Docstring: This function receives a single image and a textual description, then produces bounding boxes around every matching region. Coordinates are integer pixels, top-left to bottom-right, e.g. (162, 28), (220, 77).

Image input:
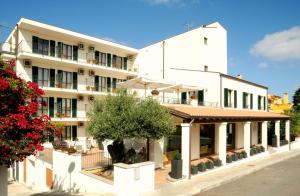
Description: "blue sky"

(1, 0), (299, 100)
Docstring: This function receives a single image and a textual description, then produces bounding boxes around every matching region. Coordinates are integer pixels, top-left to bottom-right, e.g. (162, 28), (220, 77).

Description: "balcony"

(16, 40), (138, 78)
(0, 42), (16, 55)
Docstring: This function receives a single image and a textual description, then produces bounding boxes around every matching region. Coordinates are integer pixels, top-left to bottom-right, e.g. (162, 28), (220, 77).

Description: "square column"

(243, 122), (251, 157)
(285, 120), (290, 142)
(216, 122), (227, 166)
(261, 121), (268, 150)
(275, 120), (280, 147)
(181, 123), (191, 179)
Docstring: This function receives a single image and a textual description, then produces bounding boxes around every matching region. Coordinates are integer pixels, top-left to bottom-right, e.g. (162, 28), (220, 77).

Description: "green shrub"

(238, 152), (244, 159)
(242, 151), (247, 158)
(232, 153), (238, 161)
(205, 161), (214, 169)
(191, 165), (198, 175)
(173, 153), (181, 160)
(197, 162), (206, 172)
(260, 146), (265, 152)
(226, 155), (232, 163)
(213, 159), (222, 167)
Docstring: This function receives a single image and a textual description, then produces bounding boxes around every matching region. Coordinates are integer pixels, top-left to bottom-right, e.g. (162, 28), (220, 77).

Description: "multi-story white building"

(1, 18), (291, 193)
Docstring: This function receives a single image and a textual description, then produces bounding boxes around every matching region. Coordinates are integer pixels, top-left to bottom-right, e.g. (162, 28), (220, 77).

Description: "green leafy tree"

(87, 90), (175, 163)
(293, 87), (300, 112)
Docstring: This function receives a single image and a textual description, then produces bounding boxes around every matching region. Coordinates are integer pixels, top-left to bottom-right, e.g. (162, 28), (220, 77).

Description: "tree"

(87, 90), (175, 164)
(293, 87), (300, 112)
(0, 59), (57, 195)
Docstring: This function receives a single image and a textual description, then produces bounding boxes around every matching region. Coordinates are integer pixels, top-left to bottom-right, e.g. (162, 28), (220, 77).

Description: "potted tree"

(170, 153), (182, 179)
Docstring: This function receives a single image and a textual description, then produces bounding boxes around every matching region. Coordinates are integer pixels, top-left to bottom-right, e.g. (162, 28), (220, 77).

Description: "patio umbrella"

(117, 76), (175, 97)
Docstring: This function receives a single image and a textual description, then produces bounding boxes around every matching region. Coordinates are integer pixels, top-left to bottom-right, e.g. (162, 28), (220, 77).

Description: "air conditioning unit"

(78, 43), (85, 50)
(88, 46), (95, 52)
(77, 95), (84, 101)
(89, 70), (95, 76)
(126, 76), (135, 80)
(24, 59), (32, 68)
(78, 121), (84, 127)
(78, 68), (84, 75)
(88, 95), (95, 101)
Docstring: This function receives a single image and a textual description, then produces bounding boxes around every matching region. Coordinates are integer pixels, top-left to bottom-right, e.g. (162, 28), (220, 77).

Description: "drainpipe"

(162, 41), (165, 103)
(15, 24), (19, 62)
(220, 74), (222, 108)
(188, 118), (195, 180)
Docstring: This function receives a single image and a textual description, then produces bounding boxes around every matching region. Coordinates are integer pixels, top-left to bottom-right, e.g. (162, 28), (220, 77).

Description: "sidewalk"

(143, 148), (300, 196)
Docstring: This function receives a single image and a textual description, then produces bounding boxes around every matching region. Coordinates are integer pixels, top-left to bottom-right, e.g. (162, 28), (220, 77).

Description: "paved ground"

(198, 153), (300, 196)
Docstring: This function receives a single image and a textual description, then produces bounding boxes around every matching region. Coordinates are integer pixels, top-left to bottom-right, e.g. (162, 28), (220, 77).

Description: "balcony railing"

(0, 42), (16, 55)
(17, 40), (137, 72)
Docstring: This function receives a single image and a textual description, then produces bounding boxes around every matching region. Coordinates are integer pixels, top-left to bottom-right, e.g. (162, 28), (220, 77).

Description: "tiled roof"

(164, 104), (289, 121)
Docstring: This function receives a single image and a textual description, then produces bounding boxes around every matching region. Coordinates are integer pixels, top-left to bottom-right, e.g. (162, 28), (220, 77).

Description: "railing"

(0, 42), (16, 54)
(81, 150), (112, 169)
(17, 40), (137, 72)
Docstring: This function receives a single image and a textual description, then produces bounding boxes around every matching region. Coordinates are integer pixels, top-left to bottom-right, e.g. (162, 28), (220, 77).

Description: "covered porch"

(159, 104), (290, 180)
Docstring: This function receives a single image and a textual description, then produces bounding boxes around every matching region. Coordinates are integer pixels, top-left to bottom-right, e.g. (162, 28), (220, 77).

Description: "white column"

(285, 120), (290, 142)
(275, 120), (280, 147)
(216, 122), (227, 166)
(181, 123), (191, 179)
(0, 166), (8, 196)
(243, 122), (251, 157)
(261, 121), (268, 150)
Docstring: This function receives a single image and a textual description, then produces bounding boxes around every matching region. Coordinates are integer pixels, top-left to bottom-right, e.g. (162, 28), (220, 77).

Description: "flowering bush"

(0, 59), (58, 167)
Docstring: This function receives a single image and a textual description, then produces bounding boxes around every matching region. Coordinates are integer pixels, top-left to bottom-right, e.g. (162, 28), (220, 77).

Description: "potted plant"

(256, 146), (261, 153)
(197, 162), (206, 172)
(238, 152), (244, 159)
(151, 89), (159, 96)
(226, 154), (232, 163)
(170, 153), (182, 179)
(205, 161), (214, 169)
(213, 158), (222, 167)
(242, 151), (247, 158)
(191, 165), (198, 175)
(232, 153), (238, 161)
(67, 147), (77, 154)
(260, 146), (265, 152)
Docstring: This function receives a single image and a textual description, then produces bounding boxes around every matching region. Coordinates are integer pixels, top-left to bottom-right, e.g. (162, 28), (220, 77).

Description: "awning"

(165, 104), (289, 122)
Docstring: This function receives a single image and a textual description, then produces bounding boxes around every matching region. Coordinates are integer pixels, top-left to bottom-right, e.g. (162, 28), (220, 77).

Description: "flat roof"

(165, 104), (289, 122)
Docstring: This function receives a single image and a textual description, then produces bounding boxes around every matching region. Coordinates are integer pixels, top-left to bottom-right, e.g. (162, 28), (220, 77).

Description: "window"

(57, 70), (73, 89)
(112, 55), (122, 69)
(32, 67), (49, 87)
(61, 126), (72, 141)
(224, 88), (233, 107)
(243, 92), (249, 109)
(204, 37), (208, 45)
(32, 36), (49, 55)
(57, 42), (72, 60)
(226, 123), (236, 150)
(200, 124), (215, 155)
(258, 95), (265, 110)
(57, 98), (72, 117)
(37, 97), (48, 116)
(95, 51), (106, 66)
(204, 65), (208, 72)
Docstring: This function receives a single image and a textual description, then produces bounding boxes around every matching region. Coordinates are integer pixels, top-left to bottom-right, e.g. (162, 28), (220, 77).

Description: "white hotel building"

(0, 18), (291, 194)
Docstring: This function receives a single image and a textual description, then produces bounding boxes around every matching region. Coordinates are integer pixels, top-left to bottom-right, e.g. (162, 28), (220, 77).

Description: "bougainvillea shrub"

(0, 59), (58, 167)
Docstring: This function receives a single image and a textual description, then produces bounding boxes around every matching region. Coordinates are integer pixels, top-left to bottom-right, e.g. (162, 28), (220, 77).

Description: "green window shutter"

(181, 92), (187, 104)
(72, 126), (77, 141)
(243, 92), (246, 108)
(107, 54), (111, 67)
(50, 69), (55, 87)
(49, 97), (54, 117)
(197, 90), (204, 106)
(32, 66), (38, 83)
(72, 72), (77, 89)
(95, 76), (99, 91)
(258, 95), (261, 110)
(123, 57), (128, 70)
(50, 40), (55, 57)
(224, 88), (228, 107)
(72, 99), (77, 118)
(112, 78), (117, 91)
(234, 90), (237, 108)
(107, 77), (111, 92)
(263, 96), (266, 110)
(250, 94), (253, 109)
(57, 42), (62, 57)
(73, 45), (78, 61)
(32, 36), (38, 53)
(95, 51), (100, 64)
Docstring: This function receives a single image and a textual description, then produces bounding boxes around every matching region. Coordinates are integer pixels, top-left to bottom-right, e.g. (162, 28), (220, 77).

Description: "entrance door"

(226, 123), (236, 150)
(200, 124), (215, 156)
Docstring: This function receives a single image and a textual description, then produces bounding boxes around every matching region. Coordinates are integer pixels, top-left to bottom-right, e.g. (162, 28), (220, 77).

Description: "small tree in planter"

(170, 153), (182, 179)
(191, 165), (198, 175)
(213, 158), (222, 167)
(197, 162), (206, 172)
(205, 161), (214, 169)
(226, 155), (232, 163)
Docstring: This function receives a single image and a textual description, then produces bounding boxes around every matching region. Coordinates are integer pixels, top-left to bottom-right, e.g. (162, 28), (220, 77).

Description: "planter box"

(170, 159), (182, 179)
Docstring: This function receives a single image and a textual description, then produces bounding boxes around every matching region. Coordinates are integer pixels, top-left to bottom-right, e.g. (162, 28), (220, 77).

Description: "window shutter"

(181, 92), (187, 104)
(224, 88), (228, 107)
(49, 97), (54, 117)
(50, 69), (55, 87)
(258, 95), (261, 110)
(50, 40), (55, 57)
(243, 92), (246, 108)
(57, 42), (62, 57)
(250, 94), (253, 109)
(197, 90), (204, 106)
(234, 90), (237, 108)
(123, 57), (127, 70)
(32, 36), (38, 53)
(263, 96), (266, 110)
(72, 126), (77, 141)
(107, 54), (111, 67)
(95, 51), (100, 64)
(112, 78), (117, 92)
(73, 45), (78, 61)
(72, 99), (77, 118)
(95, 76), (99, 91)
(107, 77), (111, 92)
(32, 66), (38, 83)
(72, 72), (77, 89)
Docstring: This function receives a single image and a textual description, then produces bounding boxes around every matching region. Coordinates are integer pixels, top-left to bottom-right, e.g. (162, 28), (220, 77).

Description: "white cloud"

(250, 26), (300, 61)
(143, 0), (186, 6)
(258, 62), (269, 69)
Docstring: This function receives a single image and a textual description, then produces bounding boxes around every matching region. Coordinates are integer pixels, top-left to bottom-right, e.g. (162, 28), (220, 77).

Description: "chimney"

(237, 74), (243, 79)
(283, 93), (289, 104)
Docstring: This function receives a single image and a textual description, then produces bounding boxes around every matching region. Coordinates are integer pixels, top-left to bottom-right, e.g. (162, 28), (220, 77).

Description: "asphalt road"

(198, 153), (300, 196)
